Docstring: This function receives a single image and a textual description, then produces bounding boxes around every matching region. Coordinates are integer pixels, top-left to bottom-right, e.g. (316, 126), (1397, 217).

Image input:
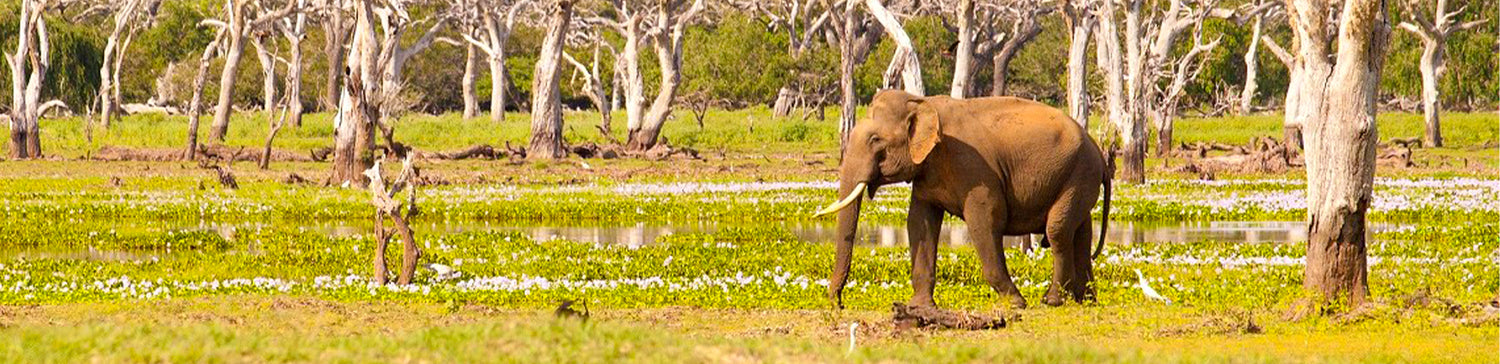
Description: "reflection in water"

(481, 220), (1400, 247)
(5, 220), (1405, 261)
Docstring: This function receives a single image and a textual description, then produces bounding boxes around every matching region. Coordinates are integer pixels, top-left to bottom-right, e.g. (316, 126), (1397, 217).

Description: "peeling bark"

(528, 0), (572, 160)
(7, 0), (51, 159)
(1288, 0), (1390, 308)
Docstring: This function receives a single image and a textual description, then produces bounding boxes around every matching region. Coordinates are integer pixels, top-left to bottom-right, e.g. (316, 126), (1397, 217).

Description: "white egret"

(1135, 269), (1173, 305)
(847, 322), (859, 354)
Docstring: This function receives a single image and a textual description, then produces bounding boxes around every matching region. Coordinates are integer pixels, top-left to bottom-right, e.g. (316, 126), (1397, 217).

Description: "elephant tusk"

(812, 182), (867, 218)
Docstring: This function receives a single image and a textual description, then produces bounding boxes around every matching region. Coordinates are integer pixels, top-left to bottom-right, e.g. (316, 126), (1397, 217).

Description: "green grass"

(2, 296), (1492, 363)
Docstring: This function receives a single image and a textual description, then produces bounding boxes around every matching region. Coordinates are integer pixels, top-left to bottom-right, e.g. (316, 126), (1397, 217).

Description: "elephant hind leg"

(1042, 207), (1097, 306)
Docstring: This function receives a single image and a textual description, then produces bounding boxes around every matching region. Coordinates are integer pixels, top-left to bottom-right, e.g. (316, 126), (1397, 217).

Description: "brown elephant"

(813, 90), (1112, 309)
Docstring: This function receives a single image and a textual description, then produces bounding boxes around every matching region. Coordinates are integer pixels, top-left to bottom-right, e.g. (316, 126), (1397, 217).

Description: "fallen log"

(891, 303), (1006, 330)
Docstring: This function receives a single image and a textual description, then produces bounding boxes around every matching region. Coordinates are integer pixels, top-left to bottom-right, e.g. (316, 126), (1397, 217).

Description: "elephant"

(813, 90), (1112, 309)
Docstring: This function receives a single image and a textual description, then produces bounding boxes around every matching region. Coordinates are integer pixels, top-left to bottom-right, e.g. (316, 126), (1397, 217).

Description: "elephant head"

(813, 90), (941, 308)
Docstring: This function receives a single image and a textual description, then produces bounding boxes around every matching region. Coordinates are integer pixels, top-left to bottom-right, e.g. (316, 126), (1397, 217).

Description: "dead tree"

(206, 0), (298, 143)
(934, 0), (1050, 99)
(824, 0), (884, 147)
(734, 0), (833, 117)
(1237, 0), (1282, 114)
(866, 0), (922, 95)
(592, 0), (708, 151)
(563, 42), (613, 135)
(259, 94), (291, 169)
(331, 0), (450, 186)
(454, 0), (531, 123)
(989, 0), (1051, 97)
(1397, 0), (1486, 148)
(331, 0), (384, 186)
(185, 29), (230, 160)
(460, 42), (480, 119)
(1093, 0), (1225, 183)
(529, 0), (574, 160)
(6, 0), (69, 159)
(319, 0), (350, 112)
(1286, 0), (1390, 310)
(276, 0), (311, 127)
(1259, 27), (1301, 150)
(91, 0), (163, 129)
(364, 155), (422, 285)
(1060, 0), (1095, 127)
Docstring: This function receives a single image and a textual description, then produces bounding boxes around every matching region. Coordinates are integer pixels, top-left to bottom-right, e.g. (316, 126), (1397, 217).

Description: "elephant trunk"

(826, 176), (874, 309)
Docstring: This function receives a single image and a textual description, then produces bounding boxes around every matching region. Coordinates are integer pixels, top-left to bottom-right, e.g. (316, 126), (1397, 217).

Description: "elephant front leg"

(907, 201), (943, 308)
(964, 197), (1028, 309)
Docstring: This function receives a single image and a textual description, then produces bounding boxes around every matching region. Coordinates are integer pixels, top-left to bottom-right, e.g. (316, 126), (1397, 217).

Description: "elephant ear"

(907, 100), (941, 165)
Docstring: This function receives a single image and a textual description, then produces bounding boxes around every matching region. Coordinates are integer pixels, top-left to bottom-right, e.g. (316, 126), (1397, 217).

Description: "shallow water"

(3, 219), (1407, 261)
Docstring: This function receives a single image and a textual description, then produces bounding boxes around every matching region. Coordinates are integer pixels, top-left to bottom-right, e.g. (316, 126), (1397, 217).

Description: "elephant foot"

(1003, 292), (1029, 309)
(1043, 286), (1067, 307)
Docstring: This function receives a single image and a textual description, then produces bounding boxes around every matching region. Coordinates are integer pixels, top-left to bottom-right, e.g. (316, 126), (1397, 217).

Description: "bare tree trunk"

(1264, 35), (1302, 150)
(1289, 0), (1389, 308)
(1063, 7), (1093, 128)
(1096, 0), (1127, 145)
(322, 3), (347, 112)
(948, 0), (975, 98)
(1418, 42), (1442, 147)
(488, 54), (506, 122)
(331, 0), (380, 187)
(989, 26), (1040, 97)
(528, 0), (573, 160)
(186, 30), (227, 160)
(1397, 0), (1485, 148)
(462, 42), (480, 120)
(624, 0), (706, 151)
(209, 6), (247, 143)
(867, 0), (922, 95)
(252, 36), (278, 114)
(1241, 14), (1263, 114)
(7, 0), (48, 159)
(99, 29), (123, 129)
(285, 31), (304, 127)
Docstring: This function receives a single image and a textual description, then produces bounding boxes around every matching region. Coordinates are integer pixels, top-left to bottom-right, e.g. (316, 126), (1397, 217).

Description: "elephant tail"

(1093, 146), (1115, 260)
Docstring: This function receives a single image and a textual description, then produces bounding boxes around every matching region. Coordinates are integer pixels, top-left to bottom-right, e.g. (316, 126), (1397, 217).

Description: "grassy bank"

(14, 108), (1500, 160)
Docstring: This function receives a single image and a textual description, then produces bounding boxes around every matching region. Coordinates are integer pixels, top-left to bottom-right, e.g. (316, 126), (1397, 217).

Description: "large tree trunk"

(948, 0), (976, 98)
(1289, 0), (1389, 308)
(331, 0), (380, 187)
(528, 0), (572, 160)
(462, 42), (480, 120)
(7, 0), (47, 159)
(1417, 40), (1443, 147)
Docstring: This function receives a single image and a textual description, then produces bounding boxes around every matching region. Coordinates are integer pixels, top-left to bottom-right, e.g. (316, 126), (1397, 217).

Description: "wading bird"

(1135, 269), (1173, 305)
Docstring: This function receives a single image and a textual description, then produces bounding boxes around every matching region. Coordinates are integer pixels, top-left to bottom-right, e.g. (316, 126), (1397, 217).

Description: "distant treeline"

(1, 1), (1496, 115)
